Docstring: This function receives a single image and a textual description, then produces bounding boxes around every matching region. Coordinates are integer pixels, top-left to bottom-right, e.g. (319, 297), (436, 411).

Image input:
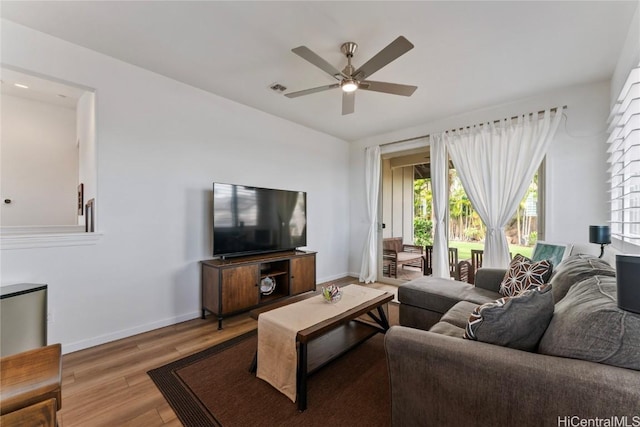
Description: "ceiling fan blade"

(285, 83), (340, 98)
(359, 80), (417, 97)
(292, 46), (345, 80)
(342, 91), (355, 115)
(353, 36), (414, 80)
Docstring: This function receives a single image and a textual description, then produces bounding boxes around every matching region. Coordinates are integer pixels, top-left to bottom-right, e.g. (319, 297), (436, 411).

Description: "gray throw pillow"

(538, 275), (640, 371)
(549, 254), (615, 303)
(463, 285), (554, 351)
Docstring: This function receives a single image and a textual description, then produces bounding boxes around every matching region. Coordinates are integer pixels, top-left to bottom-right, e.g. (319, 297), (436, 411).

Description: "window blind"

(608, 66), (640, 245)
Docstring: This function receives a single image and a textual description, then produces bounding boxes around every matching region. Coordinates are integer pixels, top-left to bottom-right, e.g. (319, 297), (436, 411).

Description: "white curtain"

(444, 109), (562, 268)
(430, 134), (450, 278)
(359, 145), (381, 283)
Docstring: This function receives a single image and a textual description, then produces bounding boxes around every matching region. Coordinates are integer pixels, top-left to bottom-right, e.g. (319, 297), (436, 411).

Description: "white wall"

(381, 159), (392, 239)
(1, 93), (78, 225)
(348, 80), (612, 275)
(381, 165), (414, 243)
(0, 20), (350, 353)
(611, 4), (639, 107)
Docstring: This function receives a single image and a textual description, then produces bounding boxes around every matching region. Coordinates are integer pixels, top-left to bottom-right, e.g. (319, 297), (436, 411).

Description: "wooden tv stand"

(200, 250), (316, 329)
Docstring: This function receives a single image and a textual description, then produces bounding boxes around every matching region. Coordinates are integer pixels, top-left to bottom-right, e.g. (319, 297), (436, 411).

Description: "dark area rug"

(148, 330), (390, 427)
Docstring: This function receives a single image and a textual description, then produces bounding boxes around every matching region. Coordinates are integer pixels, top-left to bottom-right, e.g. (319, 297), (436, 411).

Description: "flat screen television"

(212, 182), (307, 258)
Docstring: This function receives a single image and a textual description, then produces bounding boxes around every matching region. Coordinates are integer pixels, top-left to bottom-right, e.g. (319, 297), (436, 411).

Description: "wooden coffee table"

(249, 286), (393, 411)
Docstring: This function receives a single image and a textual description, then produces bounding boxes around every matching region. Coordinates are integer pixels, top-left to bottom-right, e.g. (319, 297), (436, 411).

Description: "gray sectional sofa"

(385, 254), (640, 426)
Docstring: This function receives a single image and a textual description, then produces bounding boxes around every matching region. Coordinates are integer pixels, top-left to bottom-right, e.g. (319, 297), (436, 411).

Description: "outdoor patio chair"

(424, 246), (459, 278)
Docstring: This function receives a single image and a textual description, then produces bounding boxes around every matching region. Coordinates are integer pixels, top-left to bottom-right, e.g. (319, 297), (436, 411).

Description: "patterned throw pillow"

(463, 285), (554, 351)
(499, 254), (553, 297)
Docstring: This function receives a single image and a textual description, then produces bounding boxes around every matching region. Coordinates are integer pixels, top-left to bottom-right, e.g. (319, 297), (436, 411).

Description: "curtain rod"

(379, 105), (568, 147)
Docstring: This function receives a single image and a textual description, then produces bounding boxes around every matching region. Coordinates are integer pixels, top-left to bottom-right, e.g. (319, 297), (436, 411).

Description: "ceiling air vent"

(269, 83), (287, 93)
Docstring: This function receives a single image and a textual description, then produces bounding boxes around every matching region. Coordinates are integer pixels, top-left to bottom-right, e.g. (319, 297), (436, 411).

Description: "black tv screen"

(212, 183), (307, 257)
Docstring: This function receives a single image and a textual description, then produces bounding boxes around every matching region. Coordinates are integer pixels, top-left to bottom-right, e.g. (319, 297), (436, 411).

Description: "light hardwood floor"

(56, 277), (398, 426)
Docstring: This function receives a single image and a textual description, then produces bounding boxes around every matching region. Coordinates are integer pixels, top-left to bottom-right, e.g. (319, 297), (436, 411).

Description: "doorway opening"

(380, 146), (430, 284)
(1, 66), (98, 248)
(379, 145), (544, 284)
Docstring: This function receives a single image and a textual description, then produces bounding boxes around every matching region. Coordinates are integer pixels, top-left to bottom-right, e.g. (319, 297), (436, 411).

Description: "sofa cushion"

(463, 285), (554, 351)
(538, 275), (640, 371)
(440, 301), (479, 329)
(499, 254), (553, 297)
(399, 277), (499, 315)
(428, 321), (465, 338)
(548, 254), (615, 303)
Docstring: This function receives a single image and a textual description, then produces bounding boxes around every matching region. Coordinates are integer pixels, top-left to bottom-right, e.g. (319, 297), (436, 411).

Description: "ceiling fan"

(285, 36), (418, 115)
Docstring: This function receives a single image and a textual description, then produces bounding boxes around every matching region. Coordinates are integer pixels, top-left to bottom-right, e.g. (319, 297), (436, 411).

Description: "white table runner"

(256, 284), (387, 402)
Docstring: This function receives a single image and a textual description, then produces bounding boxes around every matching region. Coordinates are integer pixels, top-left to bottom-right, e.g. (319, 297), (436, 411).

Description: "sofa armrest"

(384, 326), (640, 427)
(474, 268), (506, 292)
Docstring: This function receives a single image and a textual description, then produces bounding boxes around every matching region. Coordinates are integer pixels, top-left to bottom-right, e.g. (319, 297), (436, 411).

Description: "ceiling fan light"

(341, 79), (358, 93)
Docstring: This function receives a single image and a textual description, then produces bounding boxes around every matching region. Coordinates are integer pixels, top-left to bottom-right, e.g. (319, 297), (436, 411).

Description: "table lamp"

(589, 225), (610, 258)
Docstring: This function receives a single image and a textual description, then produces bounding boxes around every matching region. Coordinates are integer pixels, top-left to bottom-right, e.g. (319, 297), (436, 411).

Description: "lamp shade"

(589, 225), (611, 244)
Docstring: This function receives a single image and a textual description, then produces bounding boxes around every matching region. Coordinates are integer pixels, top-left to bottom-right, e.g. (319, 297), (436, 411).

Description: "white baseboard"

(317, 271), (356, 284)
(348, 270), (362, 279)
(60, 311), (201, 354)
(61, 272), (363, 354)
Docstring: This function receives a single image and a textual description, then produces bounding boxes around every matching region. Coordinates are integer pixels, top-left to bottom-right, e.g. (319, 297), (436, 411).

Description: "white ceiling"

(1, 1), (637, 141)
(1, 67), (86, 109)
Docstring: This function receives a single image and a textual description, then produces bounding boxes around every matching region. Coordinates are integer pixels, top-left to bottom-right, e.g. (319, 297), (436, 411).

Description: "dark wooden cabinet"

(290, 255), (316, 296)
(221, 265), (260, 313)
(201, 251), (316, 329)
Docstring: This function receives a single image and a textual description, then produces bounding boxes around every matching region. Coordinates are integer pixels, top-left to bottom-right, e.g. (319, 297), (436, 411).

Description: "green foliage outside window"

(413, 217), (433, 246)
(412, 168), (539, 251)
(413, 178), (432, 246)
